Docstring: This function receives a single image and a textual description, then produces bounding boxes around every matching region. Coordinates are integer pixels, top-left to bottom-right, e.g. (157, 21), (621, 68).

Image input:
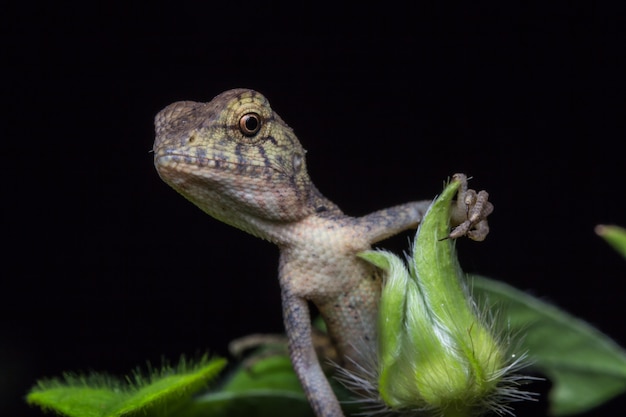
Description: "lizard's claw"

(448, 173), (494, 241)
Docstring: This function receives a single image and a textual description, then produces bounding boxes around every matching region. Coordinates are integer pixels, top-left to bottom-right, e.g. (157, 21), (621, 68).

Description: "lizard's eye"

(239, 113), (262, 136)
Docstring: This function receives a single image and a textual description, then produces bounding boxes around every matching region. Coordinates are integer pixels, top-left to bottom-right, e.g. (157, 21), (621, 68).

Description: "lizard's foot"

(448, 173), (494, 241)
(229, 330), (338, 372)
(229, 333), (289, 371)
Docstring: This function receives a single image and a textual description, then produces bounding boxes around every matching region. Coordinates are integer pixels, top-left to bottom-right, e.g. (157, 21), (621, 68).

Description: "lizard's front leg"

(281, 284), (344, 417)
(357, 173), (494, 243)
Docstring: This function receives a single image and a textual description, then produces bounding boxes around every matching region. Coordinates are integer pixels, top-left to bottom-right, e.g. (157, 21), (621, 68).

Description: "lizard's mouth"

(154, 151), (282, 179)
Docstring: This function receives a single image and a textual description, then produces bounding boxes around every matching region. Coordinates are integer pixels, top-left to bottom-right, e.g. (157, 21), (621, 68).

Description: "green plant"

(26, 184), (626, 417)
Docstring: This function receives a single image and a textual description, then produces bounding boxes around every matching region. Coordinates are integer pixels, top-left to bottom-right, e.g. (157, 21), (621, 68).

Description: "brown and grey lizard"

(153, 89), (493, 417)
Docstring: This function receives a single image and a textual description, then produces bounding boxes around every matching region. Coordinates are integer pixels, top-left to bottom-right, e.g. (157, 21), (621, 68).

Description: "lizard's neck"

(242, 205), (349, 248)
(219, 183), (347, 246)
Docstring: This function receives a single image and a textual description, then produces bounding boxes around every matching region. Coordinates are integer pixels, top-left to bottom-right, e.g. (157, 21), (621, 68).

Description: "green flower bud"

(346, 178), (534, 417)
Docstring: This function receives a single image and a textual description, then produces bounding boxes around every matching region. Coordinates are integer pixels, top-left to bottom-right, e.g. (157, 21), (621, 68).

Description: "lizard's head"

(153, 89), (326, 234)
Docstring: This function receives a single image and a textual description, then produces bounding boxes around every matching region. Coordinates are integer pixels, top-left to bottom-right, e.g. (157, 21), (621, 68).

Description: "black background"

(4, 2), (626, 416)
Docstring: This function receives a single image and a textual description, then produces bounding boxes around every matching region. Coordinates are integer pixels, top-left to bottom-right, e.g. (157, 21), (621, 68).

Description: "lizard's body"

(153, 89), (492, 417)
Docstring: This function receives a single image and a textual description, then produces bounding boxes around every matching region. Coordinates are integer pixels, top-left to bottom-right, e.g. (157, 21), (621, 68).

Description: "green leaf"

(178, 354), (315, 417)
(472, 276), (626, 416)
(220, 353), (304, 393)
(596, 225), (626, 259)
(26, 355), (226, 417)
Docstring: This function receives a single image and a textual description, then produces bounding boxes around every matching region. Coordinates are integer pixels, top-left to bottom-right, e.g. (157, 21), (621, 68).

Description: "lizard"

(152, 88), (494, 417)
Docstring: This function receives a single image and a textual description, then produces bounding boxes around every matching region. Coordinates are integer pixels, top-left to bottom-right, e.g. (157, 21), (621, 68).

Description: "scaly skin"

(153, 89), (493, 417)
